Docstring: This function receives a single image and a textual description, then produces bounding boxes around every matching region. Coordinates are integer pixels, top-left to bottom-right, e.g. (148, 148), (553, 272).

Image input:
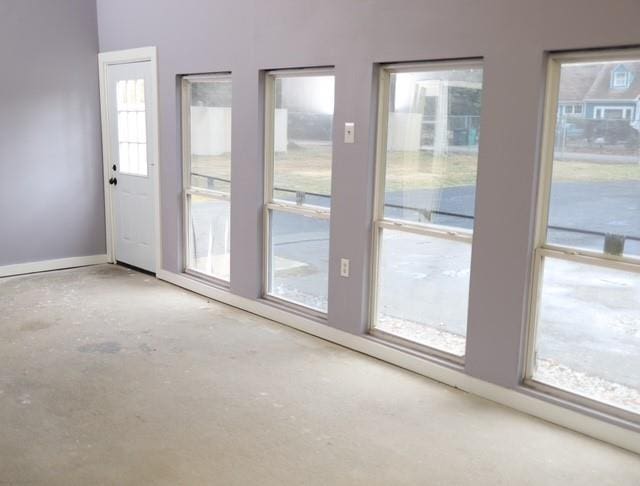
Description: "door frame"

(98, 46), (162, 272)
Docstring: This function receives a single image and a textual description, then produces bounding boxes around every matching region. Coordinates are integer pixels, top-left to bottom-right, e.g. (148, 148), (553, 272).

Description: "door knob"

(108, 177), (118, 186)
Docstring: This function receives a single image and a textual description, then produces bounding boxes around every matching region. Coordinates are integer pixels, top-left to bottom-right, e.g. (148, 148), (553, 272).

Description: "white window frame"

(181, 73), (232, 286)
(612, 70), (629, 88)
(369, 60), (482, 364)
(262, 68), (334, 318)
(525, 49), (640, 423)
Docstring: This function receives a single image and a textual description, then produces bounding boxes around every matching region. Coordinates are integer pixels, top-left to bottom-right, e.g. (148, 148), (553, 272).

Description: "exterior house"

(559, 62), (640, 123)
(556, 62), (640, 148)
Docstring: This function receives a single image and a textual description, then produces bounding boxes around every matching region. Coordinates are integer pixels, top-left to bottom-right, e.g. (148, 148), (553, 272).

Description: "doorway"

(98, 48), (160, 273)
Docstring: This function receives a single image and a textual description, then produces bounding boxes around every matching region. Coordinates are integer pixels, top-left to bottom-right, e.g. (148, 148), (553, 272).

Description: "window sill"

(521, 378), (640, 429)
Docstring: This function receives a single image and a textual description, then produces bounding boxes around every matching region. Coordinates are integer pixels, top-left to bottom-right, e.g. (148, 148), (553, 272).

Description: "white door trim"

(98, 46), (162, 272)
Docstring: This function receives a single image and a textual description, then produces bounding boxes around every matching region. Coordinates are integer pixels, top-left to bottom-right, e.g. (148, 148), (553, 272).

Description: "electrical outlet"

(340, 258), (350, 277)
(344, 122), (355, 143)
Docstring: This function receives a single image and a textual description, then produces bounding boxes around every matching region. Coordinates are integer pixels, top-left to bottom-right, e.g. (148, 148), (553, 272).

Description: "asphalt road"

(191, 180), (640, 390)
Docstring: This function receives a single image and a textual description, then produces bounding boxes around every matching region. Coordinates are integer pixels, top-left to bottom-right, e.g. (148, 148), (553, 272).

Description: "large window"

(527, 51), (640, 419)
(264, 69), (335, 314)
(371, 61), (484, 360)
(182, 74), (232, 282)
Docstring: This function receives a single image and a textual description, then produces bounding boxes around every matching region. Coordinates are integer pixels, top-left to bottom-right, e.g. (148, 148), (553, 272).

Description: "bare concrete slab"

(0, 264), (638, 485)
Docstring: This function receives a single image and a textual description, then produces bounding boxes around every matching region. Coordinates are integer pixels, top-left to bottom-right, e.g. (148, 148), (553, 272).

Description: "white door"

(105, 61), (157, 272)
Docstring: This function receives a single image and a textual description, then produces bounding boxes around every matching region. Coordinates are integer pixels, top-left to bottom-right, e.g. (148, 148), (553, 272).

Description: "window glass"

(189, 79), (232, 194)
(533, 257), (640, 414)
(116, 79), (147, 176)
(272, 75), (334, 208)
(376, 229), (470, 356)
(382, 67), (483, 231)
(188, 195), (230, 281)
(548, 60), (640, 258)
(268, 210), (329, 312)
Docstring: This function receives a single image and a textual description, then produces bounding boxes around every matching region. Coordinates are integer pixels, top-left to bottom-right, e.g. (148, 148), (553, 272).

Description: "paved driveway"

(192, 181), (640, 392)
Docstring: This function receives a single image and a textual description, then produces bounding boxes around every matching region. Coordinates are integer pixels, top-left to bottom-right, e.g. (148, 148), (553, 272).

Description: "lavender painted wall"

(0, 0), (105, 266)
(96, 0), (640, 389)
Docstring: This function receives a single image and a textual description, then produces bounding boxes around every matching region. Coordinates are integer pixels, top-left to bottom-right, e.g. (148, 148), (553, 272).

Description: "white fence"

(387, 112), (422, 151)
(191, 107), (288, 156)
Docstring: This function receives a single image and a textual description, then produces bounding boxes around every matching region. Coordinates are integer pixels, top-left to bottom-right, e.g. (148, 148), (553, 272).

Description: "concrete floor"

(0, 265), (639, 485)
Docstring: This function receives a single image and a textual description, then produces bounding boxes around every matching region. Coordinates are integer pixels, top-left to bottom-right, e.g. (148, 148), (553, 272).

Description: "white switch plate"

(340, 258), (350, 277)
(344, 122), (355, 144)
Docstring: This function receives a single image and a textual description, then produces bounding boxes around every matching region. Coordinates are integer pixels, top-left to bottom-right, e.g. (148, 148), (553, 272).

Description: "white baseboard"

(0, 254), (110, 278)
(157, 268), (640, 455)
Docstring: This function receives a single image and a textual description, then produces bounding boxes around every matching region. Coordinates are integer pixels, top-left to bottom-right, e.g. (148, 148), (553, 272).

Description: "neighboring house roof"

(585, 63), (640, 101)
(559, 62), (640, 103)
(559, 64), (602, 102)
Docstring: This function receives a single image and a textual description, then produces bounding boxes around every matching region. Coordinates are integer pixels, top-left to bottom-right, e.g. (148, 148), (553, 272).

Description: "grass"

(552, 160), (640, 183)
(191, 146), (640, 196)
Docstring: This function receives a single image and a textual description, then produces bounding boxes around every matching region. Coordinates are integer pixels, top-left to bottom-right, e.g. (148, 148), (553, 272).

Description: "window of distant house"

(526, 51), (640, 422)
(369, 60), (484, 361)
(263, 69), (335, 314)
(612, 69), (630, 89)
(182, 74), (232, 283)
(573, 104), (583, 114)
(594, 106), (632, 120)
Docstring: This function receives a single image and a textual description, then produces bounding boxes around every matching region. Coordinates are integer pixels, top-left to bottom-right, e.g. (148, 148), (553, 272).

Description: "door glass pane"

(547, 59), (640, 258)
(189, 79), (232, 194)
(268, 209), (329, 312)
(272, 75), (334, 208)
(137, 112), (146, 143)
(188, 194), (230, 281)
(374, 228), (471, 356)
(128, 143), (139, 174)
(116, 78), (148, 176)
(533, 257), (640, 414)
(383, 67), (483, 231)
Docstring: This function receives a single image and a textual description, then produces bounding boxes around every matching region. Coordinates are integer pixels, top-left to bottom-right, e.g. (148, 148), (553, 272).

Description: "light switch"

(344, 122), (355, 144)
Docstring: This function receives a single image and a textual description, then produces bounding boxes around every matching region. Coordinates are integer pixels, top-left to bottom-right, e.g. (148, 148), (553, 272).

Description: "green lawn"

(191, 147), (640, 196)
(553, 160), (640, 183)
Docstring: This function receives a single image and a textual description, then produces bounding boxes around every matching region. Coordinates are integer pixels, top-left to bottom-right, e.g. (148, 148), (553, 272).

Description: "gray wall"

(0, 0), (104, 266)
(96, 0), (640, 390)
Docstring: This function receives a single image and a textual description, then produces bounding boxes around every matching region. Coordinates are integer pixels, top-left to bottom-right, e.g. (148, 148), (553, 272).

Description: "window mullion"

(539, 245), (640, 273)
(266, 201), (330, 220)
(186, 187), (230, 201)
(378, 219), (473, 244)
